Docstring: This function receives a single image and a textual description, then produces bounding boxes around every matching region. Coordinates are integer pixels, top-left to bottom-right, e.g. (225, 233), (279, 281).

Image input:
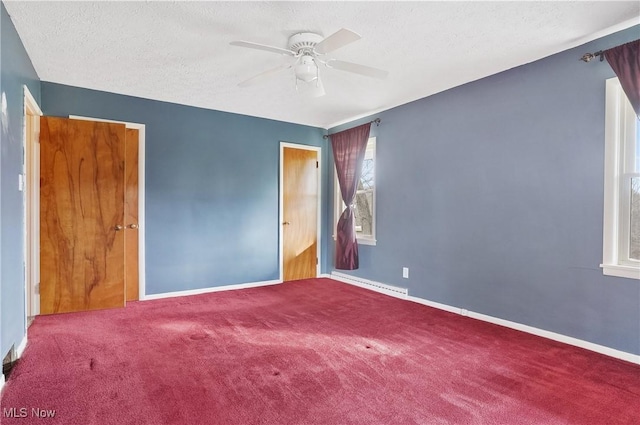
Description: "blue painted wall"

(40, 83), (329, 295)
(328, 26), (640, 355)
(0, 2), (41, 357)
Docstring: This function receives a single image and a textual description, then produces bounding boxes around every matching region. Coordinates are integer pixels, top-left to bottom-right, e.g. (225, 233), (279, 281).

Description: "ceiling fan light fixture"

(294, 55), (318, 83)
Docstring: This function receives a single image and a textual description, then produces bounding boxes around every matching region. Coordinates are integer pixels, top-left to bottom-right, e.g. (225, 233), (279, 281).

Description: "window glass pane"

(360, 158), (374, 190)
(354, 140), (375, 237)
(355, 190), (373, 235)
(631, 177), (640, 261)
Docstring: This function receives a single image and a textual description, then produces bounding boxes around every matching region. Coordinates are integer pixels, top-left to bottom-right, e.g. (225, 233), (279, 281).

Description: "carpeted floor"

(1, 278), (638, 424)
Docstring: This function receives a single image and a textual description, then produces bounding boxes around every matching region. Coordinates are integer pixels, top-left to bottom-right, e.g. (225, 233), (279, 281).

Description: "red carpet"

(1, 278), (638, 424)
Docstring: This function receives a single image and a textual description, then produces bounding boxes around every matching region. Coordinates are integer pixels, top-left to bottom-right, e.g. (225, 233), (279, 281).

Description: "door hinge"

(316, 161), (319, 168)
(316, 257), (319, 265)
(35, 283), (40, 295)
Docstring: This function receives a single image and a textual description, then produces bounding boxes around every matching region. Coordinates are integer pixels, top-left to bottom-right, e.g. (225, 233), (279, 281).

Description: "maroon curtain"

(330, 123), (372, 270)
(604, 40), (640, 117)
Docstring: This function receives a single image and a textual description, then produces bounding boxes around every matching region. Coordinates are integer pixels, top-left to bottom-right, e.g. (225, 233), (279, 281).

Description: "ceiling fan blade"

(310, 78), (326, 98)
(238, 63), (293, 87)
(326, 59), (389, 80)
(230, 41), (295, 56)
(314, 28), (361, 54)
(297, 78), (326, 98)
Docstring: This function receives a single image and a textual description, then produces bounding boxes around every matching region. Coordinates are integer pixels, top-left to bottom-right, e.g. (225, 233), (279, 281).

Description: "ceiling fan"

(230, 28), (388, 97)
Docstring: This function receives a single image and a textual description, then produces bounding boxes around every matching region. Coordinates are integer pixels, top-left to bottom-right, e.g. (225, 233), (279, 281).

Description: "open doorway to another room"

(23, 85), (42, 327)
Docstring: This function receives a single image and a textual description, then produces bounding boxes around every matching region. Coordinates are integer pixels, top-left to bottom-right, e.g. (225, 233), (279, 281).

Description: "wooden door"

(282, 147), (318, 281)
(125, 128), (139, 301)
(40, 117), (126, 314)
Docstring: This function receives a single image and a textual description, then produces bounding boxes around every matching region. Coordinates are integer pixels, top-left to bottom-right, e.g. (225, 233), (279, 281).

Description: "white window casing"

(601, 78), (640, 280)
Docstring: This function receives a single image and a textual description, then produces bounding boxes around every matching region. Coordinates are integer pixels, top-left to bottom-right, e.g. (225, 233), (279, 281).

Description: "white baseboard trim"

(330, 273), (640, 365)
(409, 295), (639, 364)
(318, 273), (331, 278)
(407, 295), (461, 314)
(15, 334), (28, 359)
(331, 271), (408, 298)
(142, 279), (282, 301)
(465, 309), (640, 365)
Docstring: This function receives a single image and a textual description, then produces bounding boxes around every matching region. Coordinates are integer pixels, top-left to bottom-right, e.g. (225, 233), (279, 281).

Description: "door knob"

(115, 225), (124, 231)
(128, 224), (138, 229)
(282, 221), (290, 225)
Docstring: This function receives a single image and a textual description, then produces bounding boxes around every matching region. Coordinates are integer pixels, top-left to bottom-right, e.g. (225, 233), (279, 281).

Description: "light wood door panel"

(125, 128), (139, 301)
(283, 147), (318, 281)
(40, 117), (126, 314)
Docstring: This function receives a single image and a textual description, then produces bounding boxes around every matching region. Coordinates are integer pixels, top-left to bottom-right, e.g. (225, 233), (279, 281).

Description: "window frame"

(601, 78), (640, 279)
(334, 136), (377, 246)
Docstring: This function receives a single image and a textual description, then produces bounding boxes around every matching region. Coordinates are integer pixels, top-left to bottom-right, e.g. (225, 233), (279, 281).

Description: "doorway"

(23, 86), (42, 324)
(279, 142), (321, 281)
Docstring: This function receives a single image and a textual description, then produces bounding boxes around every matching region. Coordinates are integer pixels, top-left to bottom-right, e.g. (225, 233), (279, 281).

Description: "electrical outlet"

(402, 267), (409, 279)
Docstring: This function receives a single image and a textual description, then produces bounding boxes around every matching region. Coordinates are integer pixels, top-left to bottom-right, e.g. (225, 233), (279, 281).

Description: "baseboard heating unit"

(331, 272), (408, 298)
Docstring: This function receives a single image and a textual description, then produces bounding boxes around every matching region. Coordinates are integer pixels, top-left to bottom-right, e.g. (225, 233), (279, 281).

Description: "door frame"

(70, 115), (146, 300)
(279, 142), (322, 281)
(23, 85), (42, 324)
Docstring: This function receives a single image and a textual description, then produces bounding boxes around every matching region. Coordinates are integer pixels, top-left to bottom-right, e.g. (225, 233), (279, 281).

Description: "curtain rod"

(580, 50), (604, 62)
(581, 39), (640, 63)
(323, 118), (381, 139)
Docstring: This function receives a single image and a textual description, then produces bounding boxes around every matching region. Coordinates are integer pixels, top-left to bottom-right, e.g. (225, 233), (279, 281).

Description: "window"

(602, 78), (640, 279)
(334, 137), (376, 245)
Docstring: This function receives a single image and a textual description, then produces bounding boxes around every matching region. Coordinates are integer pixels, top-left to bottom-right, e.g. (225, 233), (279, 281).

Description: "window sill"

(358, 238), (376, 246)
(331, 235), (377, 246)
(601, 264), (640, 280)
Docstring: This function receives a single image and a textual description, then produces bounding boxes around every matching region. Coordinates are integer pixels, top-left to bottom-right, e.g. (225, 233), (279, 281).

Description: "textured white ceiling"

(4, 1), (639, 128)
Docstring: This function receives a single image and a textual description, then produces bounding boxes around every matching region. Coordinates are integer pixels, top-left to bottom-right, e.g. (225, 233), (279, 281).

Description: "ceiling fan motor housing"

(288, 33), (324, 54)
